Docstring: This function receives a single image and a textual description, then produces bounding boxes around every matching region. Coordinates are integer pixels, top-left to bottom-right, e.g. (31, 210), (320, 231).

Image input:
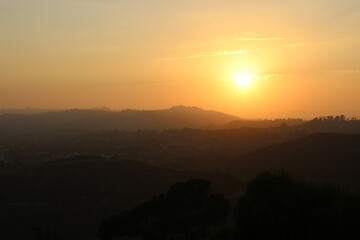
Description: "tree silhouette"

(234, 171), (360, 240)
(98, 179), (230, 240)
(30, 226), (57, 240)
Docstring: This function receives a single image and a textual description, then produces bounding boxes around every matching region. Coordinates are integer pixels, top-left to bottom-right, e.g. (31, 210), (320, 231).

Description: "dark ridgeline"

(234, 172), (360, 240)
(222, 118), (304, 129)
(0, 159), (240, 240)
(1, 109), (360, 239)
(0, 106), (239, 140)
(98, 172), (360, 240)
(229, 132), (360, 187)
(98, 179), (230, 240)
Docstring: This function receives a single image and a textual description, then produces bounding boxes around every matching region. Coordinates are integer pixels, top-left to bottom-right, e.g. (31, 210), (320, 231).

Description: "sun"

(233, 74), (255, 88)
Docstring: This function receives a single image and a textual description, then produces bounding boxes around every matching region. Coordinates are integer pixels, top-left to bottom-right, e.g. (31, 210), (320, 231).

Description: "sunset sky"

(1, 0), (359, 119)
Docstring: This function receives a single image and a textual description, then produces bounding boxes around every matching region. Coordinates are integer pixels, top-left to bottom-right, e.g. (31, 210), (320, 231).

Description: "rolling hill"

(229, 133), (360, 187)
(0, 158), (241, 240)
(0, 106), (239, 139)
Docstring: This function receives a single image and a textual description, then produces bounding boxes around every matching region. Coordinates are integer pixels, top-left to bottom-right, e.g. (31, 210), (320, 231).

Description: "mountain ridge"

(229, 132), (360, 187)
(0, 106), (239, 139)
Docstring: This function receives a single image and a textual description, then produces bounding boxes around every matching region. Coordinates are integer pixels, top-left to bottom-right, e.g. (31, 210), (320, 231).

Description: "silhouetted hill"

(0, 106), (238, 139)
(1, 127), (308, 171)
(305, 118), (360, 133)
(223, 118), (304, 129)
(222, 116), (360, 134)
(230, 133), (360, 187)
(0, 108), (61, 115)
(0, 157), (241, 240)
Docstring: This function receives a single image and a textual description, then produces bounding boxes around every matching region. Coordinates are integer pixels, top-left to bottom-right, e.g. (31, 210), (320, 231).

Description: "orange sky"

(1, 0), (359, 119)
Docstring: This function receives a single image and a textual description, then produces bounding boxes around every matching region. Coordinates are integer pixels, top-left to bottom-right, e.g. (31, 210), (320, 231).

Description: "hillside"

(0, 106), (238, 139)
(0, 158), (241, 240)
(230, 133), (360, 187)
(222, 118), (304, 129)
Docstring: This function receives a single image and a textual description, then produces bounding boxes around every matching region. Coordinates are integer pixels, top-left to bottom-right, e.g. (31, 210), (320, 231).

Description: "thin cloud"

(258, 73), (284, 80)
(235, 37), (285, 41)
(331, 69), (360, 74)
(283, 43), (304, 48)
(159, 49), (247, 61)
(204, 50), (248, 57)
(218, 73), (284, 83)
(234, 32), (285, 41)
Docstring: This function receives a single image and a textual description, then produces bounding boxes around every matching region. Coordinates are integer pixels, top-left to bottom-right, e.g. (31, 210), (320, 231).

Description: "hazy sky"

(1, 0), (359, 118)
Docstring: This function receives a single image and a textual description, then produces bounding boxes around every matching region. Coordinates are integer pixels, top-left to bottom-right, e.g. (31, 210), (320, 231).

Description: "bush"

(98, 179), (230, 240)
(234, 171), (360, 240)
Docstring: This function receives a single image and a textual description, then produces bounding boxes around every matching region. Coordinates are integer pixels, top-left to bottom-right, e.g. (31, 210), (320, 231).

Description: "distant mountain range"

(0, 108), (61, 115)
(4, 106), (358, 141)
(0, 106), (239, 139)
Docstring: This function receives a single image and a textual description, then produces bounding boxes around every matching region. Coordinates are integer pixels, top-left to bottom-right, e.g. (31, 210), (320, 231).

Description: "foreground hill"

(230, 133), (360, 187)
(0, 106), (238, 139)
(0, 158), (241, 240)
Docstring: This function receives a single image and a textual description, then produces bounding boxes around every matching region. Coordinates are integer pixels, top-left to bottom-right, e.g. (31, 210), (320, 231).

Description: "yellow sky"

(1, 0), (359, 119)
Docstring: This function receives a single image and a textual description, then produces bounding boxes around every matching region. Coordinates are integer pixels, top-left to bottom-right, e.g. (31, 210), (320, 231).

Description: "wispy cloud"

(219, 73), (284, 83)
(331, 69), (360, 74)
(283, 43), (304, 48)
(257, 73), (285, 80)
(159, 49), (247, 61)
(234, 32), (285, 41)
(235, 37), (285, 41)
(197, 50), (248, 57)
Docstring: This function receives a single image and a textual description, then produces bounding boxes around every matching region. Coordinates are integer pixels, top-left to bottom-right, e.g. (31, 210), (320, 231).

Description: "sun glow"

(233, 74), (255, 88)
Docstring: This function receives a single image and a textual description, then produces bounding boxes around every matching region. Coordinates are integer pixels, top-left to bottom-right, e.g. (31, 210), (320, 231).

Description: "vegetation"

(99, 172), (360, 240)
(2, 111), (360, 239)
(235, 172), (360, 240)
(98, 179), (230, 240)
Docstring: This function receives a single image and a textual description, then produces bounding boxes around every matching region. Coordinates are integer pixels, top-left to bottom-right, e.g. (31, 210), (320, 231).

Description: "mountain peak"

(169, 105), (203, 111)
